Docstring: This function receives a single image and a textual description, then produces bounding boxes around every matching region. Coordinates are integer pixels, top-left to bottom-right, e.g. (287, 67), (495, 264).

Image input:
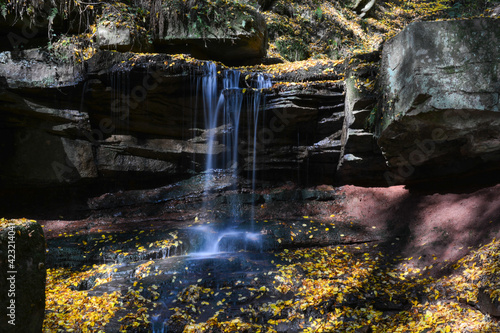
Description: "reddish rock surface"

(41, 182), (500, 277)
(337, 183), (500, 274)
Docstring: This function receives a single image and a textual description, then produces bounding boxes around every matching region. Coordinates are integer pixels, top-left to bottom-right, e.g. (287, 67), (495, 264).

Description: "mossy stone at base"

(0, 219), (46, 333)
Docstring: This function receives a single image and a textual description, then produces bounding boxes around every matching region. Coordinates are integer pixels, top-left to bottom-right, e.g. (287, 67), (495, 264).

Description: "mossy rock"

(96, 2), (152, 53)
(0, 218), (46, 333)
(157, 0), (268, 63)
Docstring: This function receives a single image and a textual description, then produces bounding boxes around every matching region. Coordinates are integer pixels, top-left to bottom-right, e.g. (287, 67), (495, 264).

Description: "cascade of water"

(191, 225), (263, 255)
(151, 65), (270, 333)
(201, 65), (243, 172)
(191, 67), (202, 173)
(195, 63), (271, 254)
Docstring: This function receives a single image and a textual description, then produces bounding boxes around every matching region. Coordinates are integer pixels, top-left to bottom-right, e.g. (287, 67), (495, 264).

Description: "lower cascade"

(191, 225), (263, 255)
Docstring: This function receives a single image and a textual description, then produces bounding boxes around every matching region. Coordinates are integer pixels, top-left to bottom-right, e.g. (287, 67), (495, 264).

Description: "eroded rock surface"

(1, 18), (500, 217)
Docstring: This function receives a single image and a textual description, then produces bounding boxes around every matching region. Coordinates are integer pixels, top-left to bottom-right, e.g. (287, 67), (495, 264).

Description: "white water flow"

(248, 74), (272, 224)
(195, 63), (271, 254)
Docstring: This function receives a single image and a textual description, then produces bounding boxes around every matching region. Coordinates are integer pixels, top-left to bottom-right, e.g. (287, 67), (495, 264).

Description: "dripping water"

(110, 70), (131, 134)
(247, 74), (272, 226)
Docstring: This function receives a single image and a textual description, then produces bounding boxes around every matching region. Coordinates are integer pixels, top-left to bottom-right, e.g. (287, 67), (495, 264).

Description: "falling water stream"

(150, 63), (272, 332)
(195, 62), (271, 255)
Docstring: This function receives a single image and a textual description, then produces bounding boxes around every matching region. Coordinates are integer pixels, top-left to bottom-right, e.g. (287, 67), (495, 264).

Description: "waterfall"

(200, 63), (244, 208)
(151, 64), (271, 333)
(194, 62), (270, 254)
(222, 70), (243, 172)
(201, 62), (219, 176)
(201, 64), (244, 173)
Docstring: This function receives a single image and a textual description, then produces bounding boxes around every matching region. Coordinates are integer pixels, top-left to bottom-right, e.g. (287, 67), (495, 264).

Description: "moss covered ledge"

(0, 218), (46, 333)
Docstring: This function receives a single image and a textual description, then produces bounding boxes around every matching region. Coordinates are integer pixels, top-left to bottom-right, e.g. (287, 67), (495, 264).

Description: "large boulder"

(0, 218), (46, 333)
(156, 0), (268, 63)
(0, 49), (84, 88)
(95, 2), (152, 53)
(377, 18), (500, 184)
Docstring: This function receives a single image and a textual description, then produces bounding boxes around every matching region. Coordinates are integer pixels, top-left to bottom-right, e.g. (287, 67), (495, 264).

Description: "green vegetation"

(163, 0), (258, 38)
(263, 0), (499, 61)
(1, 0), (498, 62)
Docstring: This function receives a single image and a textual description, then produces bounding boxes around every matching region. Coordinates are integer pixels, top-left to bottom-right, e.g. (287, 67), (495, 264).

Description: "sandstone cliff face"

(1, 17), (500, 217)
(337, 52), (387, 185)
(0, 49), (346, 216)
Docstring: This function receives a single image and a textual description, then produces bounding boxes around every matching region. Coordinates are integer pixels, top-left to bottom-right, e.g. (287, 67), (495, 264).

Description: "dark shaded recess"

(152, 42), (271, 67)
(404, 166), (500, 195)
(0, 173), (193, 220)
